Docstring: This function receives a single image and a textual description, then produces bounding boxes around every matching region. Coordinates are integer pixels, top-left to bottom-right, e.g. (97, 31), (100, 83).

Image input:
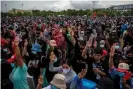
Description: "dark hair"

(119, 55), (127, 61)
(62, 59), (72, 66)
(4, 31), (12, 39)
(94, 48), (103, 55)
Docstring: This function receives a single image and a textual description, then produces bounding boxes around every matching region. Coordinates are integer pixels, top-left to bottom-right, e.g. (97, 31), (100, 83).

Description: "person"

(7, 37), (30, 89)
(28, 42), (42, 86)
(126, 50), (133, 73)
(92, 48), (107, 82)
(49, 54), (90, 89)
(37, 73), (67, 89)
(109, 44), (133, 89)
(49, 58), (76, 87)
(82, 38), (109, 83)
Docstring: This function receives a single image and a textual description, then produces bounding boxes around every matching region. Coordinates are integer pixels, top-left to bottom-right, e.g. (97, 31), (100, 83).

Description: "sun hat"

(50, 74), (66, 89)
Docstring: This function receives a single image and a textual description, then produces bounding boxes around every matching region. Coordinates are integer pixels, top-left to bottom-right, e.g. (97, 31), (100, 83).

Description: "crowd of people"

(1, 15), (133, 89)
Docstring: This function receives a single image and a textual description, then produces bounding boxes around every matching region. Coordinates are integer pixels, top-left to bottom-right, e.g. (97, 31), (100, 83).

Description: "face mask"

(117, 72), (125, 78)
(32, 51), (37, 54)
(3, 48), (8, 52)
(11, 63), (15, 68)
(63, 68), (70, 74)
(92, 29), (96, 33)
(54, 57), (57, 63)
(115, 46), (120, 49)
(100, 45), (104, 48)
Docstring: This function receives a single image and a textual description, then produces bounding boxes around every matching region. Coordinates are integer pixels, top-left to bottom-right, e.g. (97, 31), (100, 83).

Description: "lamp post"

(5, 4), (7, 12)
(22, 4), (23, 10)
(92, 0), (99, 17)
(22, 4), (23, 14)
(5, 4), (7, 16)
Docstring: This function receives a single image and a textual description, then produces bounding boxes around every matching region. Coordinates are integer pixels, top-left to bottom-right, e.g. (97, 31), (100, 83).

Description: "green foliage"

(2, 9), (133, 17)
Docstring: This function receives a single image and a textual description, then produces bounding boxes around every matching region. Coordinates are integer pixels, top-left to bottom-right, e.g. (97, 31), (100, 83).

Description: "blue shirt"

(9, 63), (29, 89)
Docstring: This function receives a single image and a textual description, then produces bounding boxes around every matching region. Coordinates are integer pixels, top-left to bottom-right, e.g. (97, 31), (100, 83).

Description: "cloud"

(1, 0), (133, 12)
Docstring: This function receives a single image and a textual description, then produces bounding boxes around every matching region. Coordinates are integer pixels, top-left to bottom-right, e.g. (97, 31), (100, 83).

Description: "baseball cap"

(117, 63), (129, 72)
(102, 50), (108, 56)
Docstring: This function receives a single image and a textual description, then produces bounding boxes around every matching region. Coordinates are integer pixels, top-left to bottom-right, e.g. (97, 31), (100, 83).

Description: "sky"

(1, 0), (133, 12)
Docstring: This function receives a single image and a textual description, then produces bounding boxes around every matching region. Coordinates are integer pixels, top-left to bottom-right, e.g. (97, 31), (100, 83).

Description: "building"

(8, 9), (32, 14)
(109, 4), (133, 12)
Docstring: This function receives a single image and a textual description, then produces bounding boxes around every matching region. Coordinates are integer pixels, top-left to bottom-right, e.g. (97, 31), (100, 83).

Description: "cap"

(117, 63), (129, 72)
(102, 50), (108, 56)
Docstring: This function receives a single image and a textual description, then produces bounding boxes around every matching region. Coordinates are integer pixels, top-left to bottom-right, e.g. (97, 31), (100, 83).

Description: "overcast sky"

(1, 0), (133, 12)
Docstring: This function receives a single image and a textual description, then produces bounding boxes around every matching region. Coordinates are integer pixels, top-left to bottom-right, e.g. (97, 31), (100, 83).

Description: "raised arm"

(82, 46), (88, 59)
(70, 69), (87, 89)
(22, 39), (29, 57)
(36, 76), (43, 89)
(14, 40), (24, 67)
(49, 53), (62, 72)
(109, 45), (115, 69)
(82, 37), (92, 59)
(49, 62), (62, 72)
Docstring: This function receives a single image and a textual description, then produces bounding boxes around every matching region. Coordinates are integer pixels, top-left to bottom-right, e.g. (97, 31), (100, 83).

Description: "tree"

(12, 8), (16, 14)
(16, 12), (22, 16)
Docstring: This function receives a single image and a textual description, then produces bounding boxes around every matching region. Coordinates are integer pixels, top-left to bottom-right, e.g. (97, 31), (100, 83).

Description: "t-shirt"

(92, 61), (104, 80)
(9, 63), (29, 89)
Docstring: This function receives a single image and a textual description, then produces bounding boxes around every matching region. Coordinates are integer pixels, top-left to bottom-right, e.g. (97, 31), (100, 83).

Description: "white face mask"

(32, 51), (37, 54)
(92, 29), (96, 33)
(100, 45), (104, 48)
(115, 46), (120, 49)
(54, 58), (57, 63)
(63, 68), (70, 74)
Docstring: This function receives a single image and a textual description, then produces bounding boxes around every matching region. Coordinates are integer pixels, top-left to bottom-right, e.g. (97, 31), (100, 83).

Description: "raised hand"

(24, 39), (28, 46)
(110, 44), (116, 58)
(38, 76), (43, 85)
(87, 37), (93, 48)
(14, 37), (20, 46)
(49, 52), (56, 63)
(78, 69), (87, 79)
